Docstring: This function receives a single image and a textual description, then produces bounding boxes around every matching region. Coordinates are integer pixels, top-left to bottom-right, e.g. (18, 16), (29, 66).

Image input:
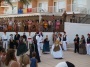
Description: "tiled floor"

(17, 49), (90, 67)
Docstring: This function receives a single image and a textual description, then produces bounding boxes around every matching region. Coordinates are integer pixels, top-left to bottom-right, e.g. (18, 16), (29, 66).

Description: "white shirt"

(2, 34), (8, 41)
(39, 35), (43, 43)
(27, 35), (33, 44)
(9, 21), (13, 26)
(9, 36), (13, 40)
(55, 62), (68, 67)
(36, 35), (40, 43)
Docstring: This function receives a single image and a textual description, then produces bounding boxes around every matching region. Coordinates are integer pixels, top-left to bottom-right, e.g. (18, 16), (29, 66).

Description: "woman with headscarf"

(55, 61), (75, 67)
(79, 35), (86, 54)
(51, 38), (63, 59)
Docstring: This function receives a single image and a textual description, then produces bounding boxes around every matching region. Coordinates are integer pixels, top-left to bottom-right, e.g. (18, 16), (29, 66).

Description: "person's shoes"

(55, 58), (63, 59)
(59, 58), (63, 59)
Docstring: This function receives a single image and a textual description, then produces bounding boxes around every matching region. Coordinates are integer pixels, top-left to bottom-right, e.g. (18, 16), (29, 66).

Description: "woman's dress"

(17, 42), (28, 56)
(79, 38), (87, 54)
(43, 38), (50, 53)
(51, 44), (63, 58)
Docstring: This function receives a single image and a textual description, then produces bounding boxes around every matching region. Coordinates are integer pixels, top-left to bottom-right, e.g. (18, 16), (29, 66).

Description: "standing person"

(86, 34), (90, 55)
(36, 32), (41, 57)
(55, 20), (60, 31)
(43, 35), (50, 54)
(74, 34), (79, 53)
(58, 33), (63, 49)
(9, 34), (14, 49)
(17, 36), (28, 56)
(8, 19), (13, 31)
(30, 52), (38, 67)
(28, 20), (32, 32)
(62, 11), (67, 23)
(79, 35), (86, 54)
(39, 32), (44, 50)
(72, 12), (75, 23)
(2, 31), (8, 51)
(48, 21), (52, 31)
(43, 21), (48, 32)
(62, 32), (67, 51)
(30, 33), (41, 62)
(27, 32), (33, 50)
(14, 31), (20, 49)
(52, 32), (56, 43)
(22, 32), (27, 44)
(51, 39), (63, 59)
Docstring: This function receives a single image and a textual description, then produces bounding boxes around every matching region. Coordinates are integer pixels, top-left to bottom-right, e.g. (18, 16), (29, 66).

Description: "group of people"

(0, 31), (68, 67)
(0, 30), (90, 67)
(0, 47), (30, 67)
(0, 18), (63, 32)
(74, 34), (90, 55)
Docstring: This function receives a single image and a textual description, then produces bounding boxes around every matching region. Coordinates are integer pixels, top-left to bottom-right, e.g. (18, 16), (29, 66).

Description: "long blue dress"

(43, 38), (50, 53)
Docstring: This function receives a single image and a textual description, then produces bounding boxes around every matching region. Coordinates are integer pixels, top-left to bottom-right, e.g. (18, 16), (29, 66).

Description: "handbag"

(53, 45), (60, 52)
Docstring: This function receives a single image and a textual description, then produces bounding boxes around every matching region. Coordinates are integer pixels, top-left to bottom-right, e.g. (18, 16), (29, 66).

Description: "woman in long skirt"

(43, 35), (50, 54)
(9, 34), (14, 49)
(79, 35), (87, 54)
(17, 36), (28, 56)
(51, 39), (63, 59)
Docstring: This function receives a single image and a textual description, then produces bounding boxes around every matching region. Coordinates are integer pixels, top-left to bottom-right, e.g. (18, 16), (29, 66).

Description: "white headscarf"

(55, 62), (68, 67)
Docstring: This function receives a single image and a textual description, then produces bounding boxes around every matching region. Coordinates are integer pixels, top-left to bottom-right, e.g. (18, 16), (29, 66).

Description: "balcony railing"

(0, 4), (88, 16)
(67, 4), (87, 14)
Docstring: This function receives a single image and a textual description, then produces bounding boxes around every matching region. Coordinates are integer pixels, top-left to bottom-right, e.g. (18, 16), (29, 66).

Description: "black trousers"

(74, 44), (79, 53)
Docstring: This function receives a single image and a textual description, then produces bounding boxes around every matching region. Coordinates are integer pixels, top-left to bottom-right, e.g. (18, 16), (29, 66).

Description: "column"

(18, 1), (23, 9)
(0, 1), (4, 14)
(48, 0), (53, 12)
(66, 0), (73, 12)
(32, 0), (37, 12)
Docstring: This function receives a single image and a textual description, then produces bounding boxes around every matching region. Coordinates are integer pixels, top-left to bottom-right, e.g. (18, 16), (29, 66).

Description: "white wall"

(0, 22), (90, 45)
(65, 22), (90, 43)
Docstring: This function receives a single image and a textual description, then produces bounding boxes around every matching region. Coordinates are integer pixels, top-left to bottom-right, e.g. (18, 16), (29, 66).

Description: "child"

(30, 52), (38, 67)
